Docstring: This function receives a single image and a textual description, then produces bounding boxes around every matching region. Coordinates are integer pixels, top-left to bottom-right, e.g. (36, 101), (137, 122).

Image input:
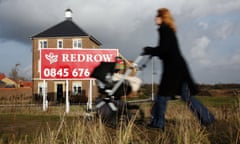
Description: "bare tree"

(8, 63), (20, 81)
(9, 64), (30, 81)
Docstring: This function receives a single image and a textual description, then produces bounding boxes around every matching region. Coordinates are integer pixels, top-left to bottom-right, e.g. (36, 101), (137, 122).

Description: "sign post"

(66, 80), (69, 113)
(43, 80), (47, 111)
(87, 79), (93, 111)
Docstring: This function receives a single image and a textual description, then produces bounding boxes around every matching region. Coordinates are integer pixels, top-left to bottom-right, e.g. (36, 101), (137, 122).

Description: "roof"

(32, 19), (102, 45)
(1, 77), (17, 85)
(20, 81), (32, 88)
(0, 73), (5, 80)
(0, 81), (5, 85)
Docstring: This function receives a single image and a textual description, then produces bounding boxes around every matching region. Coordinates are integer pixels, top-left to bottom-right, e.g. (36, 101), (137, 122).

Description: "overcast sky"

(0, 0), (240, 84)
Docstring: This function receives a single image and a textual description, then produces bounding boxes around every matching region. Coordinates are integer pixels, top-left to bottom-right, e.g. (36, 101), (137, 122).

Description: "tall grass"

(0, 97), (239, 144)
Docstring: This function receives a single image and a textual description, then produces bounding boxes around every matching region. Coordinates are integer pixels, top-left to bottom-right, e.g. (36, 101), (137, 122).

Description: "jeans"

(149, 83), (215, 128)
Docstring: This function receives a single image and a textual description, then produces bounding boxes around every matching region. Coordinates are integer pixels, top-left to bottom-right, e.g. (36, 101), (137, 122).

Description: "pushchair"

(90, 55), (151, 127)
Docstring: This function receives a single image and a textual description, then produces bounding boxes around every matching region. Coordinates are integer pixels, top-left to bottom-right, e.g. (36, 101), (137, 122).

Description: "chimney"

(65, 9), (73, 20)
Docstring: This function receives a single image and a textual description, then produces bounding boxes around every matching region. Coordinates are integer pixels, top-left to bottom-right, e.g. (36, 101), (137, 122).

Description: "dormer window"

(39, 40), (48, 49)
(73, 39), (82, 49)
(57, 39), (63, 49)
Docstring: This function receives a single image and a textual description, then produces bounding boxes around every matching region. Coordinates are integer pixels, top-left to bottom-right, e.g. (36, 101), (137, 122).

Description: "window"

(38, 40), (48, 49)
(38, 82), (48, 97)
(57, 40), (63, 49)
(73, 39), (82, 49)
(72, 82), (82, 95)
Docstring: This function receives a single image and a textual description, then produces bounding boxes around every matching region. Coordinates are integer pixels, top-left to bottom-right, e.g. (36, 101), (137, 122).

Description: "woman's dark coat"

(144, 23), (198, 96)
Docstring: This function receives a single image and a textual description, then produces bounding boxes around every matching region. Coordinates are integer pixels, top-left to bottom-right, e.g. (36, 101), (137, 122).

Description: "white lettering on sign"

(43, 68), (91, 78)
(62, 54), (113, 62)
(44, 68), (69, 78)
(41, 49), (118, 79)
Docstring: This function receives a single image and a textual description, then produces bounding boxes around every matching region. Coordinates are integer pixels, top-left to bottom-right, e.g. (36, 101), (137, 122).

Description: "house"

(0, 73), (6, 88)
(19, 81), (32, 88)
(31, 9), (102, 103)
(0, 73), (17, 88)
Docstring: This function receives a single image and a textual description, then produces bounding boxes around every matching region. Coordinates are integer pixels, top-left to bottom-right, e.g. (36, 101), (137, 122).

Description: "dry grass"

(0, 97), (239, 144)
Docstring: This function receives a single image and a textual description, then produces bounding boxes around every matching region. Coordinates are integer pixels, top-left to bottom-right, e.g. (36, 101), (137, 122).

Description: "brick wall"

(0, 88), (32, 104)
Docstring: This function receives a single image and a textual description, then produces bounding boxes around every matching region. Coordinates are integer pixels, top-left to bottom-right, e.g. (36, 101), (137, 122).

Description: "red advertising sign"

(40, 48), (118, 79)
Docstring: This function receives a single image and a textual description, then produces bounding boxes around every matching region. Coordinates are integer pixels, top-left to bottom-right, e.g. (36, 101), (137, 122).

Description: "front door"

(57, 84), (63, 103)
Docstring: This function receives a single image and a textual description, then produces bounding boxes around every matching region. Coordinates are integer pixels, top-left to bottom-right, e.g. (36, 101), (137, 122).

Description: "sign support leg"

(66, 80), (70, 113)
(43, 80), (47, 111)
(87, 80), (93, 111)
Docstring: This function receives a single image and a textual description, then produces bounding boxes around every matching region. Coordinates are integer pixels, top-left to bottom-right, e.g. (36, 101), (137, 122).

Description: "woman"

(143, 8), (215, 130)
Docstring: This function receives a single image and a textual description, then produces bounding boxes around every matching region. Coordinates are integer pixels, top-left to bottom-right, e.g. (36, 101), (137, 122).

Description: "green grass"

(196, 96), (238, 106)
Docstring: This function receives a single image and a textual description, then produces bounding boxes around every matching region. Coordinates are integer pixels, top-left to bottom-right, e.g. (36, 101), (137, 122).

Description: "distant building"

(19, 81), (32, 88)
(0, 73), (6, 88)
(0, 73), (17, 88)
(31, 9), (102, 103)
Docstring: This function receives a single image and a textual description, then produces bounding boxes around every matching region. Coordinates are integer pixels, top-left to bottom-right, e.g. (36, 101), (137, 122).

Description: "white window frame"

(72, 39), (82, 49)
(72, 82), (82, 95)
(38, 82), (48, 97)
(38, 40), (48, 49)
(57, 39), (63, 49)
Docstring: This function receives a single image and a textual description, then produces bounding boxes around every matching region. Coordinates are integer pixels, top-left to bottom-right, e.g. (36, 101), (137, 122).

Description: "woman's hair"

(157, 8), (176, 32)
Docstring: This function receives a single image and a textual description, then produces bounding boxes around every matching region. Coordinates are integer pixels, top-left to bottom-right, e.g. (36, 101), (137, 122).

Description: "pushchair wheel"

(95, 97), (145, 128)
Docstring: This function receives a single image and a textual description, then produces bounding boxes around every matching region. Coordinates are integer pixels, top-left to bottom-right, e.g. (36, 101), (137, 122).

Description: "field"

(0, 96), (239, 144)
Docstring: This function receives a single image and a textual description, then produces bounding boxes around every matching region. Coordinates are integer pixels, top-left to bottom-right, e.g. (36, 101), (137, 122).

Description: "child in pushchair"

(90, 56), (146, 128)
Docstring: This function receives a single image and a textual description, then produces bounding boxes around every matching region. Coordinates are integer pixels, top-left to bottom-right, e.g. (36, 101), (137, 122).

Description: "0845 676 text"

(43, 68), (90, 78)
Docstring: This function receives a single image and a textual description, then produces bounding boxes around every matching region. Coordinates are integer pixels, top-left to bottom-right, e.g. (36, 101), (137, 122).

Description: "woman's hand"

(142, 47), (152, 55)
